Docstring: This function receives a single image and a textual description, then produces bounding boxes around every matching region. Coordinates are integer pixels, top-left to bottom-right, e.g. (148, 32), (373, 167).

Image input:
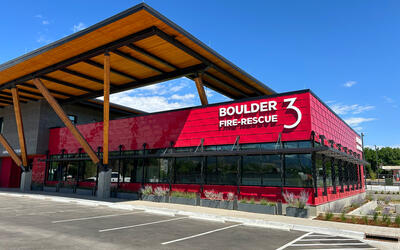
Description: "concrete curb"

(0, 191), (365, 240)
(348, 200), (377, 216)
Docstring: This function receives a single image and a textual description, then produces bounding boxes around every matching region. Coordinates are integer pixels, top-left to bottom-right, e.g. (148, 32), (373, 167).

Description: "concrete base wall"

(308, 192), (366, 216)
(97, 170), (111, 199)
(20, 171), (32, 192)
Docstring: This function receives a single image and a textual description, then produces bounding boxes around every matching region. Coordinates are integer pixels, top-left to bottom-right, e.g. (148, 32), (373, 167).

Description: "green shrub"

(170, 191), (196, 199)
(395, 215), (400, 227)
(375, 191), (378, 194)
(249, 198), (255, 204)
(239, 199), (248, 204)
(340, 212), (346, 222)
(351, 215), (356, 224)
(373, 212), (378, 224)
(140, 185), (153, 195)
(366, 194), (373, 201)
(260, 199), (275, 207)
(325, 212), (334, 221)
(363, 216), (368, 224)
(381, 191), (384, 194)
(382, 214), (391, 226)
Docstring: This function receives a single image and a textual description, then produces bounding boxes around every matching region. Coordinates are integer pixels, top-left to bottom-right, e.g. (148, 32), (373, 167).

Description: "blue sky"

(1, 1), (399, 148)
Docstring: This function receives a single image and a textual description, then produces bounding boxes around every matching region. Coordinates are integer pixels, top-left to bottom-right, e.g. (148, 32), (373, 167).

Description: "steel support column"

(345, 162), (350, 191)
(331, 157), (337, 194)
(339, 160), (344, 193)
(322, 155), (327, 196)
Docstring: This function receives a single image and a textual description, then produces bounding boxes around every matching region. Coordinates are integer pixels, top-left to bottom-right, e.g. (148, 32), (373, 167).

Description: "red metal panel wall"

(309, 94), (362, 155)
(32, 155), (46, 184)
(48, 92), (312, 154)
(0, 157), (21, 188)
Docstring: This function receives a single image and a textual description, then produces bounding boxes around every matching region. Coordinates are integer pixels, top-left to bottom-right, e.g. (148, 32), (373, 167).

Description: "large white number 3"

(283, 98), (302, 129)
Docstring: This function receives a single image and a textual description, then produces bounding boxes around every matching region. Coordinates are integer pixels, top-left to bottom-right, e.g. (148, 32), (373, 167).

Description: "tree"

(364, 147), (400, 178)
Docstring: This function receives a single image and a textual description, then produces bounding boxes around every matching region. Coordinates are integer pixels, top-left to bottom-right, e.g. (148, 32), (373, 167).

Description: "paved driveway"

(0, 195), (376, 250)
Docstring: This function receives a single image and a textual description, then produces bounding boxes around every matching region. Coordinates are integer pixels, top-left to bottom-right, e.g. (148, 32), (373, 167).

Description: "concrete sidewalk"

(0, 189), (399, 243)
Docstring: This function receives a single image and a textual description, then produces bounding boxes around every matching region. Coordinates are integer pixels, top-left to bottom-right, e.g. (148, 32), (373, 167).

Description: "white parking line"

(52, 211), (144, 223)
(276, 232), (313, 250)
(161, 224), (241, 245)
(9, 208), (85, 216)
(304, 234), (343, 237)
(292, 242), (369, 246)
(299, 238), (357, 241)
(99, 217), (187, 233)
(0, 204), (59, 210)
(293, 249), (378, 250)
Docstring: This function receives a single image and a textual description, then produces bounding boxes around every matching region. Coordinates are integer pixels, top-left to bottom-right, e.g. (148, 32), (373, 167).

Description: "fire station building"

(0, 3), (367, 213)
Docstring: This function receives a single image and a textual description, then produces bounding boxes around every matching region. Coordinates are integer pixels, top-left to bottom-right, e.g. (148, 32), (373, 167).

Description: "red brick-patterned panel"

(32, 155), (46, 184)
(309, 94), (362, 155)
(48, 92), (312, 154)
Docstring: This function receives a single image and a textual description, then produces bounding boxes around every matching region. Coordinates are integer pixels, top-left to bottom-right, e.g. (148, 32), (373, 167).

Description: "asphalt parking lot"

(0, 195), (377, 250)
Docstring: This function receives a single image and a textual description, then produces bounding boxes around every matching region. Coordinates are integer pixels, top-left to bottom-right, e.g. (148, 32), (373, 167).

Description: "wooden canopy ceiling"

(0, 3), (275, 109)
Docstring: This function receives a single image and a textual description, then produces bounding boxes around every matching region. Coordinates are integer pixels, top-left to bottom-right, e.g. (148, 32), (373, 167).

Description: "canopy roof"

(0, 3), (275, 108)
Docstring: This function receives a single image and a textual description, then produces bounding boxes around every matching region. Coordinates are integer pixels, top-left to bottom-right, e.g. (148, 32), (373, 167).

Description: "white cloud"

(105, 92), (194, 112)
(36, 34), (52, 44)
(97, 77), (233, 112)
(330, 103), (374, 115)
(343, 81), (357, 87)
(134, 79), (191, 96)
(366, 145), (400, 149)
(383, 96), (395, 103)
(72, 22), (87, 33)
(34, 14), (43, 19)
(170, 94), (195, 101)
(344, 117), (376, 127)
(169, 83), (186, 93)
(382, 96), (398, 108)
(42, 20), (49, 25)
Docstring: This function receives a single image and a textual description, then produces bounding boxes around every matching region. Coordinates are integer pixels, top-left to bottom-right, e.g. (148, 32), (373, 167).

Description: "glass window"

(82, 160), (98, 182)
(316, 154), (324, 187)
(0, 117), (3, 133)
(284, 141), (312, 149)
(325, 158), (332, 187)
(175, 157), (202, 184)
(285, 154), (313, 187)
(68, 115), (77, 125)
(123, 158), (142, 183)
(206, 156), (238, 185)
(242, 155), (281, 186)
(159, 158), (171, 183)
(333, 159), (339, 187)
(260, 143), (279, 150)
(109, 159), (120, 183)
(316, 155), (337, 188)
(145, 158), (160, 183)
(47, 161), (59, 181)
(144, 158), (167, 183)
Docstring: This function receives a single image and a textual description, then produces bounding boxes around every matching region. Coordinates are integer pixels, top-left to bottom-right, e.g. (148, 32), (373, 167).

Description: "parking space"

(0, 195), (377, 250)
(278, 232), (378, 250)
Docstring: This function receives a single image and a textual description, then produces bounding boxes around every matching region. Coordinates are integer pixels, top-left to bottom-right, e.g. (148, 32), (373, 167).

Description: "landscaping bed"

(315, 213), (400, 228)
(237, 201), (276, 215)
(315, 194), (400, 228)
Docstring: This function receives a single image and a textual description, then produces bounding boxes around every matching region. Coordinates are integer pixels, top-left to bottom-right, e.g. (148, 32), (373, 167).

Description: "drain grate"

(365, 233), (399, 242)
